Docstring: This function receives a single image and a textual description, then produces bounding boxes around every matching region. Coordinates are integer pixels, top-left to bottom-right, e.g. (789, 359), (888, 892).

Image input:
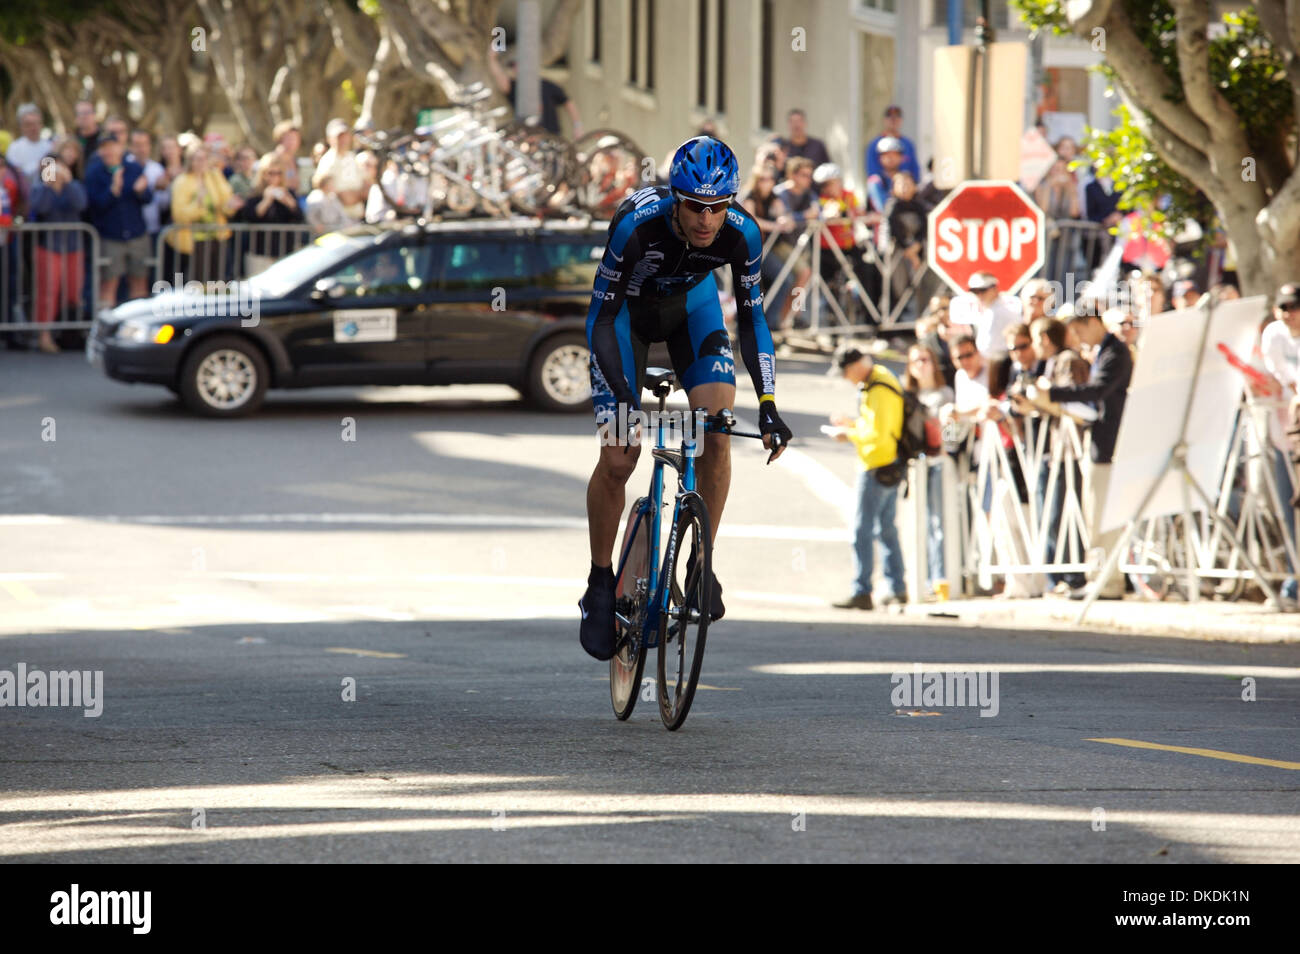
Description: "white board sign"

(1100, 296), (1268, 532)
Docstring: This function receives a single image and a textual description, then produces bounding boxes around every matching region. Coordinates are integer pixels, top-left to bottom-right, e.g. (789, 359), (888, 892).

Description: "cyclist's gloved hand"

(758, 401), (792, 463)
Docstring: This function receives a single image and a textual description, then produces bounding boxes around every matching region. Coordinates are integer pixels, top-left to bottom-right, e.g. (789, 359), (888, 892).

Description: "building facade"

(545, 0), (1110, 190)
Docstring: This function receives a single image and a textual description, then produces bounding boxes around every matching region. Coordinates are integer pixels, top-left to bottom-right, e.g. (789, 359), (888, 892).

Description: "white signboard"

(333, 309), (397, 343)
(1100, 296), (1267, 532)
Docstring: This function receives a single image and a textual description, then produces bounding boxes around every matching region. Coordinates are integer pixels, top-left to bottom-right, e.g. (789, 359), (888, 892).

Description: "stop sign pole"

(926, 180), (1045, 295)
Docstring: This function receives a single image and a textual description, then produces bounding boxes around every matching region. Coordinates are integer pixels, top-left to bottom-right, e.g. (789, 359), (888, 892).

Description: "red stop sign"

(927, 180), (1045, 294)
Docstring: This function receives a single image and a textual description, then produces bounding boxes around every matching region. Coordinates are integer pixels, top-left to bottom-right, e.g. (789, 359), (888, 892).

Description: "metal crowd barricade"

(1117, 394), (1299, 599)
(961, 416), (1092, 596)
(909, 392), (1299, 602)
(0, 222), (102, 333)
(760, 216), (938, 339)
(1037, 218), (1118, 293)
(152, 223), (314, 290)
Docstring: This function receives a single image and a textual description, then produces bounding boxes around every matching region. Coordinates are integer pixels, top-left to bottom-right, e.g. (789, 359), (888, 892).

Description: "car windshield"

(245, 233), (375, 298)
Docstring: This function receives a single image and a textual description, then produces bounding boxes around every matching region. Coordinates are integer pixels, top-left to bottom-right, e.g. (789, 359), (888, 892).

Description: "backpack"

(867, 378), (935, 461)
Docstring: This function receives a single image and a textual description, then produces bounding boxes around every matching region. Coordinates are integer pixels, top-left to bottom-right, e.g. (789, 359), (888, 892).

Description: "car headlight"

(116, 321), (175, 344)
(117, 320), (151, 343)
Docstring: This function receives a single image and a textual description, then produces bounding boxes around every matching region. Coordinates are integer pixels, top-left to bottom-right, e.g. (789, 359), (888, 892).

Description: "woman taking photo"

(234, 159), (304, 269)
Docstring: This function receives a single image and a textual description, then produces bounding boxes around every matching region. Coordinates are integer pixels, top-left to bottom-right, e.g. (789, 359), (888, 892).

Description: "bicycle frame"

(613, 396), (705, 651)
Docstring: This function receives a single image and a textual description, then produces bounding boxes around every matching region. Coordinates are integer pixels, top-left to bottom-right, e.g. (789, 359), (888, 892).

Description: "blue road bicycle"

(608, 368), (775, 731)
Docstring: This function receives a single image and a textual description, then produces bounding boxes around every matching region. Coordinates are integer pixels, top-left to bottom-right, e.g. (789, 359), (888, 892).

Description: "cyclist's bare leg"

(587, 437), (642, 566)
(686, 381), (736, 543)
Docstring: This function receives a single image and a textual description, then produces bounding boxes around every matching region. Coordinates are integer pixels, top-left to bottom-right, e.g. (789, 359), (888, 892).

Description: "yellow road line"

(325, 647), (407, 659)
(0, 580), (38, 603)
(694, 684), (740, 692)
(1088, 737), (1300, 770)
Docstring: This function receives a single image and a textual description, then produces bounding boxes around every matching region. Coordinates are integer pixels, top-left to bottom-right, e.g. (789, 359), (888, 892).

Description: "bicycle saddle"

(644, 368), (677, 397)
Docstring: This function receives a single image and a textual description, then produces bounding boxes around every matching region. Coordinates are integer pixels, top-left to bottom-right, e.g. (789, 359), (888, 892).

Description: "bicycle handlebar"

(703, 411), (785, 464)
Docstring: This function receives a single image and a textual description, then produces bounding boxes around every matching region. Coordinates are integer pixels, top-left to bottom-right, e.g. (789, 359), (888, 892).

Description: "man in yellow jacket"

(829, 346), (907, 610)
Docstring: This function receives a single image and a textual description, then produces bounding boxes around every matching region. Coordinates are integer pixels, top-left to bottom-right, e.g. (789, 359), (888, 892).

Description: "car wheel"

(528, 333), (591, 413)
(178, 335), (269, 417)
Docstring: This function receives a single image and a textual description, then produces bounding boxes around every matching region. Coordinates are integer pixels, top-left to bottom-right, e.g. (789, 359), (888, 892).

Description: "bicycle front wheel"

(657, 492), (712, 731)
(610, 497), (651, 720)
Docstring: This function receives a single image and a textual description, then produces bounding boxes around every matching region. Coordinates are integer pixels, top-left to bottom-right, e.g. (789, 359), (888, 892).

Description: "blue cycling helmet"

(669, 136), (740, 199)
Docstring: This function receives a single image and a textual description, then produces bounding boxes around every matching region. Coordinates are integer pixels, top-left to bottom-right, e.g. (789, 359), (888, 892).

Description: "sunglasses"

(675, 191), (732, 215)
(1012, 341), (1033, 352)
(956, 351), (977, 361)
(910, 356), (933, 364)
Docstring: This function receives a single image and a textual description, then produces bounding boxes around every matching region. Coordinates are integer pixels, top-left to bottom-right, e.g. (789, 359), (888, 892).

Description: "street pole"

(516, 0), (541, 125)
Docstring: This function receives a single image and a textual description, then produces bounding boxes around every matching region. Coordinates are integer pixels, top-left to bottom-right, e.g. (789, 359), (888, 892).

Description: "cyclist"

(579, 136), (793, 660)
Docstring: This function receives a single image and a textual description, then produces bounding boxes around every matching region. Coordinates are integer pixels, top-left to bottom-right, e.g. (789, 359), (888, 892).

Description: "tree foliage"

(1012, 0), (1299, 294)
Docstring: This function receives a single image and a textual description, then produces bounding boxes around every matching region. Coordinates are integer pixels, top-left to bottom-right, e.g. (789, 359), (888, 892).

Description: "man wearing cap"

(84, 131), (152, 308)
(776, 108), (831, 168)
(829, 346), (907, 610)
(313, 119), (364, 221)
(1261, 283), (1300, 525)
(865, 105), (920, 183)
(949, 271), (1022, 356)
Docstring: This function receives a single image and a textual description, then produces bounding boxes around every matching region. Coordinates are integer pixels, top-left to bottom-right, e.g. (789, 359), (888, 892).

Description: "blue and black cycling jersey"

(586, 185), (777, 415)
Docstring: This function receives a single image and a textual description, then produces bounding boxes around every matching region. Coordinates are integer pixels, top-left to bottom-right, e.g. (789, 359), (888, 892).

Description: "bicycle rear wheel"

(657, 492), (711, 731)
(610, 497), (652, 720)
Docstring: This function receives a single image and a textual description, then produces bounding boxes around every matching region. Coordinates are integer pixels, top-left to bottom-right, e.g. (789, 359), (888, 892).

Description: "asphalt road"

(2, 349), (1298, 863)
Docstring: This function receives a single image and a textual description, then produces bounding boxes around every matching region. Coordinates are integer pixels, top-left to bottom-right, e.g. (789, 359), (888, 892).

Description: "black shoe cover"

(579, 566), (618, 660)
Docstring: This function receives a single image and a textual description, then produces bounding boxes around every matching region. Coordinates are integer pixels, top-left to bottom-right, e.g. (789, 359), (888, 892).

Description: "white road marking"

(752, 662), (1300, 678)
(0, 512), (847, 541)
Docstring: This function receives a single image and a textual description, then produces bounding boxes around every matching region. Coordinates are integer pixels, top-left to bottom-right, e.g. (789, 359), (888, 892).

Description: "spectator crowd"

(0, 100), (481, 352)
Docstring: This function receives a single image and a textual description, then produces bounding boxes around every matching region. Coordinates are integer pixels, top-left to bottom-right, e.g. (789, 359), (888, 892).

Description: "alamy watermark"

(596, 405), (709, 455)
(0, 663), (103, 717)
(150, 274), (261, 327)
(890, 663), (999, 717)
(50, 885), (150, 934)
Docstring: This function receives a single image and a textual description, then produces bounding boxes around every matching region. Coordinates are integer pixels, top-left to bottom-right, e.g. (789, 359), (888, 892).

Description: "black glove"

(758, 401), (793, 462)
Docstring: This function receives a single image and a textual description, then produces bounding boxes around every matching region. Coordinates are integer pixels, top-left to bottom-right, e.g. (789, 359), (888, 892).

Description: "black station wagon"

(87, 219), (613, 416)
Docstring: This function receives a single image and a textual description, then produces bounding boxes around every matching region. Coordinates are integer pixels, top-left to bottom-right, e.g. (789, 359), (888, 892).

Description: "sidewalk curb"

(903, 598), (1300, 644)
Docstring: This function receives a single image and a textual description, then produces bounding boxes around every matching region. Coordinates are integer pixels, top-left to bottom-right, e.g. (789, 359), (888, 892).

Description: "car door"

(289, 241), (439, 385)
(424, 233), (544, 382)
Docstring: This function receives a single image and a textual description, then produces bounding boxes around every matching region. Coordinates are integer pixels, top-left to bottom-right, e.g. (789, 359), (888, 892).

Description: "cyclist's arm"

(729, 211), (777, 405)
(588, 216), (642, 410)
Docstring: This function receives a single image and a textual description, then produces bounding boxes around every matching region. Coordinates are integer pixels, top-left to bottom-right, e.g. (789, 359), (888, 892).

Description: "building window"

(646, 0), (655, 91)
(697, 1), (708, 108)
(928, 0), (1011, 30)
(760, 0), (773, 128)
(628, 0), (655, 90)
(629, 0), (640, 85)
(714, 0), (725, 113)
(590, 0), (601, 65)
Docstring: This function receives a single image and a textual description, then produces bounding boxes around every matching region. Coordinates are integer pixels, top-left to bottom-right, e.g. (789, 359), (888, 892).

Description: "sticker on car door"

(333, 309), (397, 343)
